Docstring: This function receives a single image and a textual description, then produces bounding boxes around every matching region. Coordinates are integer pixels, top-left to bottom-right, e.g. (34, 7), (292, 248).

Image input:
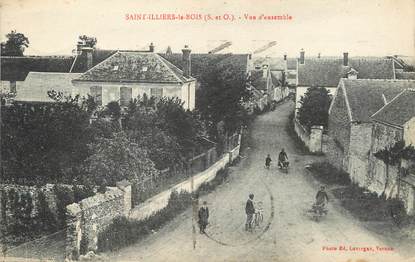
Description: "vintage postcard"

(1, 0), (415, 261)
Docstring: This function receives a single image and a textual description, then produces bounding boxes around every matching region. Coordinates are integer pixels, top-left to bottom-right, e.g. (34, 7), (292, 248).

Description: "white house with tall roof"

(72, 46), (196, 110)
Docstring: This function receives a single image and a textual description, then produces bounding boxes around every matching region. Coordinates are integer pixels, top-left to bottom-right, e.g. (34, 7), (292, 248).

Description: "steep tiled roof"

(253, 56), (297, 70)
(1, 56), (74, 81)
(340, 79), (415, 122)
(74, 51), (194, 84)
(160, 53), (250, 80)
(298, 58), (395, 87)
(15, 72), (81, 102)
(371, 89), (415, 127)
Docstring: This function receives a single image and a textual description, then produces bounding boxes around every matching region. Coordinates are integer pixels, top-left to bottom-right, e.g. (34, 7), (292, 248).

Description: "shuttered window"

(150, 88), (163, 98)
(90, 86), (102, 106)
(120, 86), (132, 106)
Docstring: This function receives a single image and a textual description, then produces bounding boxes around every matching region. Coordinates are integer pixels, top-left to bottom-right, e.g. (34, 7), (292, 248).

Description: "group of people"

(265, 148), (289, 170)
(197, 147), (330, 234)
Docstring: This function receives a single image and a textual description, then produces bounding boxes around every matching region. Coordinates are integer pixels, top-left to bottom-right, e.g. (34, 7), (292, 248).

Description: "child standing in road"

(265, 154), (272, 169)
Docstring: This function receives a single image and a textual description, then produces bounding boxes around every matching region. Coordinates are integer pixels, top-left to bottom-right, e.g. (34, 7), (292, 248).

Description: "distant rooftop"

(298, 57), (395, 87)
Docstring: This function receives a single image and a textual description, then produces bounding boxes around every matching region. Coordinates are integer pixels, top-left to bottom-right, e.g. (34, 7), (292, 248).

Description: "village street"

(107, 101), (406, 262)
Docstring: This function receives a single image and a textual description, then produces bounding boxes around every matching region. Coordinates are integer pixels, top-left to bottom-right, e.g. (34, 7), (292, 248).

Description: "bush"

(332, 183), (409, 223)
(198, 168), (229, 195)
(98, 190), (192, 252)
(308, 161), (351, 186)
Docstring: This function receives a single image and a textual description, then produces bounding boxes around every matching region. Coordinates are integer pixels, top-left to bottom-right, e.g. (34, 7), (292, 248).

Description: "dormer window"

(113, 65), (119, 71)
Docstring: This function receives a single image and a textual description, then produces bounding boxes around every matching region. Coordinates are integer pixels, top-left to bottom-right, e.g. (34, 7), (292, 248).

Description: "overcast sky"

(1, 0), (414, 57)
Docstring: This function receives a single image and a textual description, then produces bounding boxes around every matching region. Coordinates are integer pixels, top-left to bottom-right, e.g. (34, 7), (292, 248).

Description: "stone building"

(327, 79), (415, 185)
(368, 89), (415, 214)
(295, 50), (396, 116)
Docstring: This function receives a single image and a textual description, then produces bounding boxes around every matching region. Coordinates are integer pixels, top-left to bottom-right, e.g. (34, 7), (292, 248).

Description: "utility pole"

(189, 150), (198, 250)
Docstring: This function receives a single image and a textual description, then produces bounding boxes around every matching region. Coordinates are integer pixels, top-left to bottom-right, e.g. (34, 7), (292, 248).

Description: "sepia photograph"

(0, 0), (415, 261)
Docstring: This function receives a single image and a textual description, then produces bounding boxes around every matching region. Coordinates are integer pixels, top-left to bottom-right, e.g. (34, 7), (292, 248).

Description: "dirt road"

(107, 101), (408, 262)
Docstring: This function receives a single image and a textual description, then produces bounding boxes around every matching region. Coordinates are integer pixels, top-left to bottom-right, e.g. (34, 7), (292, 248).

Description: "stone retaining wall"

(293, 118), (323, 153)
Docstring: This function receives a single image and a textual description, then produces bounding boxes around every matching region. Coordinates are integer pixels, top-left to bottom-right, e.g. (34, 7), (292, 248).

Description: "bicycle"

(250, 201), (264, 228)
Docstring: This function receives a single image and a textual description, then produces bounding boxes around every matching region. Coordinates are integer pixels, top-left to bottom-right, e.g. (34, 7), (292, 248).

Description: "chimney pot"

(299, 49), (305, 65)
(149, 43), (155, 52)
(182, 45), (191, 78)
(343, 52), (349, 66)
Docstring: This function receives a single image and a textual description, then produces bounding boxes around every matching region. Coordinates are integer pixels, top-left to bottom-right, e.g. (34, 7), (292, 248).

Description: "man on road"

(278, 148), (288, 169)
(198, 201), (209, 234)
(245, 194), (255, 231)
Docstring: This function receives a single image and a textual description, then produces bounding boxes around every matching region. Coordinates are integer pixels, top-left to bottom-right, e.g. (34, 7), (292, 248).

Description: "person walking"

(198, 201), (209, 234)
(245, 194), (255, 232)
(265, 154), (272, 169)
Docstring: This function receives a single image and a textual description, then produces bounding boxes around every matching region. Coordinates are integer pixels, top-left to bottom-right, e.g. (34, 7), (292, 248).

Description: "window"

(120, 86), (132, 107)
(90, 86), (102, 106)
(150, 88), (163, 98)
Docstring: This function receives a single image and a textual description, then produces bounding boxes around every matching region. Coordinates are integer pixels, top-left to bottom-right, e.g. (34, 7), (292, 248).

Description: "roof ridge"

(155, 54), (184, 83)
(370, 89), (407, 119)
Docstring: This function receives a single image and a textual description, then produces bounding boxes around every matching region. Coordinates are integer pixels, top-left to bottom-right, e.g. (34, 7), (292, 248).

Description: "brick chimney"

(81, 47), (94, 70)
(149, 43), (155, 52)
(182, 45), (191, 78)
(299, 49), (305, 65)
(343, 52), (349, 66)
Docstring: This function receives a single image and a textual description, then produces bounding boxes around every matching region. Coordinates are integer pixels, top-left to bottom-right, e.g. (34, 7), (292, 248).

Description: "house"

(368, 89), (415, 214)
(15, 72), (82, 102)
(0, 48), (115, 93)
(250, 65), (273, 103)
(0, 47), (116, 106)
(253, 55), (297, 88)
(295, 50), (396, 115)
(327, 79), (415, 185)
(72, 46), (196, 110)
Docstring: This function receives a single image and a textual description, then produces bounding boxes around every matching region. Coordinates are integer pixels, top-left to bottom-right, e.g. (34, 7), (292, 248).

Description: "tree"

(85, 132), (159, 186)
(1, 95), (96, 184)
(78, 35), (97, 48)
(196, 56), (251, 140)
(1, 30), (29, 56)
(123, 96), (207, 169)
(298, 87), (332, 130)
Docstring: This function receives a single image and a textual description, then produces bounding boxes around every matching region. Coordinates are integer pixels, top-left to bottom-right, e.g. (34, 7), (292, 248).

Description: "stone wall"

(367, 122), (403, 197)
(64, 139), (240, 260)
(348, 123), (372, 186)
(400, 178), (415, 215)
(293, 118), (323, 153)
(65, 181), (131, 260)
(128, 146), (238, 222)
(0, 183), (82, 225)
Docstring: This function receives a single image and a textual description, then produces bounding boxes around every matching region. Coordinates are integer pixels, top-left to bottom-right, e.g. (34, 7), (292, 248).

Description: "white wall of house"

(72, 80), (196, 110)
